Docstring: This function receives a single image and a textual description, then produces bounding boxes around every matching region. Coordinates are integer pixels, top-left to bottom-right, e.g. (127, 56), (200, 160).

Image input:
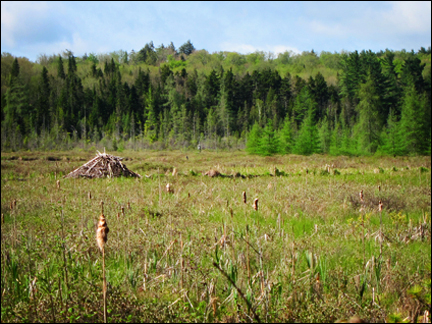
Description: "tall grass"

(1, 151), (431, 322)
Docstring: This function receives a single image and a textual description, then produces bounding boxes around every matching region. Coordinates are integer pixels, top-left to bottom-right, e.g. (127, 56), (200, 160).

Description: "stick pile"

(65, 151), (141, 179)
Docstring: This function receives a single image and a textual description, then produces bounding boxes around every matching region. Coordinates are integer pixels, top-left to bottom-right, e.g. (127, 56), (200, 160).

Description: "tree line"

(1, 41), (431, 155)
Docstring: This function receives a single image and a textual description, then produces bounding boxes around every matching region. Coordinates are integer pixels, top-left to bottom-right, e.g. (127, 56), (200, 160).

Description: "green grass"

(1, 150), (431, 323)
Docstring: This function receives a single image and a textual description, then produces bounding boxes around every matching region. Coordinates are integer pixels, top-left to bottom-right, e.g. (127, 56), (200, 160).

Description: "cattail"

(56, 180), (60, 189)
(379, 200), (383, 212)
(117, 212), (120, 220)
(306, 169), (309, 174)
(359, 190), (364, 203)
(230, 208), (233, 218)
(253, 198), (259, 211)
(10, 201), (13, 210)
(13, 199), (17, 208)
(188, 192), (191, 198)
(172, 168), (178, 176)
(96, 201), (109, 324)
(121, 206), (125, 217)
(88, 191), (92, 200)
(242, 191), (247, 204)
(166, 183), (174, 194)
(96, 201), (109, 252)
(378, 185), (381, 192)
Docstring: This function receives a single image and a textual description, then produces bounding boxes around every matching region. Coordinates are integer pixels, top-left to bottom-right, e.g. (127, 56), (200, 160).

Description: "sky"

(1, 1), (431, 62)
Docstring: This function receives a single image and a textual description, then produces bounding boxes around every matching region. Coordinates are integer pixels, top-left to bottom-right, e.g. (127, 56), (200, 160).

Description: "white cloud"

(304, 1), (431, 43)
(272, 45), (301, 55)
(383, 1), (431, 34)
(220, 43), (300, 55)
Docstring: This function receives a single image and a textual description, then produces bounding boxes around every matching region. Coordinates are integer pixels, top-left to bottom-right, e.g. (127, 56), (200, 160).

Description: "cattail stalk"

(379, 200), (383, 259)
(96, 201), (109, 323)
(246, 225), (250, 280)
(180, 234), (184, 290)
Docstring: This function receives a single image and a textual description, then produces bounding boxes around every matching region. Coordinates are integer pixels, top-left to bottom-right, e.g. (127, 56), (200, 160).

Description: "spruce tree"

(57, 56), (66, 79)
(246, 122), (262, 155)
(318, 116), (331, 154)
(377, 109), (402, 156)
(278, 116), (293, 154)
(355, 73), (382, 154)
(258, 120), (279, 156)
(293, 105), (320, 155)
(398, 86), (428, 155)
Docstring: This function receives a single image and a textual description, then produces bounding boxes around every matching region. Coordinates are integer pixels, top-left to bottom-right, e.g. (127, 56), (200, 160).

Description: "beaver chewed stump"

(65, 151), (141, 179)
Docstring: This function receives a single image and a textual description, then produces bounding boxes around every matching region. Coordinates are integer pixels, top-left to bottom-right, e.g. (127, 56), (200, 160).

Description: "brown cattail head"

(13, 199), (17, 208)
(253, 198), (259, 211)
(96, 213), (109, 251)
(359, 190), (364, 202)
(88, 191), (92, 200)
(242, 191), (247, 204)
(121, 206), (125, 215)
(188, 192), (191, 198)
(378, 185), (381, 192)
(379, 200), (383, 212)
(56, 180), (60, 189)
(166, 183), (174, 194)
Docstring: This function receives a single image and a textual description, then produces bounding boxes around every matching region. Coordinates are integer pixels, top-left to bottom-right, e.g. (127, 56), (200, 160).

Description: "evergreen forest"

(1, 41), (431, 156)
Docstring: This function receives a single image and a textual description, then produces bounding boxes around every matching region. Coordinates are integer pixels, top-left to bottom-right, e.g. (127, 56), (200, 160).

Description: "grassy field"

(1, 150), (431, 323)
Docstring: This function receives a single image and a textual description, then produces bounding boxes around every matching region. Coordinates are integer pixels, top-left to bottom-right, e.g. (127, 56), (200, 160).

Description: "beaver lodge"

(65, 151), (141, 179)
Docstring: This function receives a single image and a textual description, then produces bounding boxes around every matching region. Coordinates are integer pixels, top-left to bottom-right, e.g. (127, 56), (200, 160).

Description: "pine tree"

(278, 116), (293, 154)
(329, 117), (342, 155)
(11, 58), (20, 79)
(318, 116), (331, 154)
(355, 73), (382, 154)
(293, 105), (320, 155)
(398, 86), (428, 155)
(258, 120), (279, 156)
(377, 109), (402, 156)
(144, 87), (158, 142)
(178, 40), (195, 56)
(57, 56), (66, 79)
(246, 122), (262, 155)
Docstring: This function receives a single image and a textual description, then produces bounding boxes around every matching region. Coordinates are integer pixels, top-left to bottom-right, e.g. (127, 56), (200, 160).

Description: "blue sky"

(1, 1), (431, 62)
